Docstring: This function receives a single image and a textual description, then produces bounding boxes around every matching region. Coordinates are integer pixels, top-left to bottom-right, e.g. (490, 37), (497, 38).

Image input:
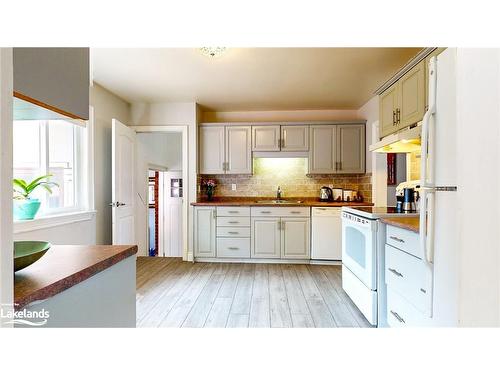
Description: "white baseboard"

(194, 257), (342, 265)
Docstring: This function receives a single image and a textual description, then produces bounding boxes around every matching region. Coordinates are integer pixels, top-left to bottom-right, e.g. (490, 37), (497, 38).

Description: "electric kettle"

(319, 186), (333, 202)
(403, 188), (419, 212)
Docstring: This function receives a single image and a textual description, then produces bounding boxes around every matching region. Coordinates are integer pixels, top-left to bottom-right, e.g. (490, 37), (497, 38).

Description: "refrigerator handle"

(420, 56), (437, 266)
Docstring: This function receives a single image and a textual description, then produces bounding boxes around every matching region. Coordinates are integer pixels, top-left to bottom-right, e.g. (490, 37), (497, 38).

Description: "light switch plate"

(231, 184), (237, 191)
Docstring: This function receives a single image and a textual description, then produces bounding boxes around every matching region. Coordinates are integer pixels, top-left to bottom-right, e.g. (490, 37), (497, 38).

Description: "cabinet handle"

(213, 210), (217, 219)
(393, 110), (396, 126)
(228, 231), (239, 235)
(290, 211), (301, 214)
(396, 108), (401, 124)
(228, 211), (239, 214)
(228, 221), (239, 224)
(388, 268), (403, 277)
(338, 161), (342, 171)
(389, 236), (405, 243)
(260, 211), (271, 214)
(228, 247), (239, 250)
(390, 310), (406, 324)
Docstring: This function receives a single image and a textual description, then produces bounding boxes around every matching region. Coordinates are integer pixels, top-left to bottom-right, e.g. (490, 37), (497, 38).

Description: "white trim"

(194, 257), (312, 264)
(132, 125), (190, 261)
(199, 120), (366, 126)
(14, 210), (96, 234)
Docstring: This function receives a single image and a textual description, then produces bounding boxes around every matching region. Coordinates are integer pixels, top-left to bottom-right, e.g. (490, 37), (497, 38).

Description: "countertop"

(191, 197), (373, 207)
(14, 244), (137, 310)
(380, 217), (420, 233)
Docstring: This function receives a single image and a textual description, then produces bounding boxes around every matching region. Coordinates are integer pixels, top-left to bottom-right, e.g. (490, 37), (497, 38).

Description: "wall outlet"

(231, 184), (237, 191)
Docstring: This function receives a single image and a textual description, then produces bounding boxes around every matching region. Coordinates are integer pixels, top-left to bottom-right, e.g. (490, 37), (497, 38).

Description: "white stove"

(341, 206), (418, 326)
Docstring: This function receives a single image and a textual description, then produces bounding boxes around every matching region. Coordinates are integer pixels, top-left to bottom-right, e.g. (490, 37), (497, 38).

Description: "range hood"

(369, 125), (421, 153)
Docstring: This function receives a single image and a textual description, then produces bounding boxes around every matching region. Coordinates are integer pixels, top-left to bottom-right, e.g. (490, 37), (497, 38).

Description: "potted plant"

(13, 175), (58, 220)
(202, 179), (217, 201)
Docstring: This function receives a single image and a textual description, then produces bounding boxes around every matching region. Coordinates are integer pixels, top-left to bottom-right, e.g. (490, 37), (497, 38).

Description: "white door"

(252, 125), (280, 151)
(251, 217), (281, 258)
(281, 217), (310, 259)
(112, 119), (136, 245)
(281, 125), (309, 151)
(199, 126), (225, 174)
(226, 126), (252, 174)
(309, 125), (336, 174)
(163, 171), (183, 257)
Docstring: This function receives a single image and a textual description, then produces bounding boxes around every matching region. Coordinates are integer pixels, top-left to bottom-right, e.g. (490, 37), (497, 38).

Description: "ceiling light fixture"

(199, 47), (227, 58)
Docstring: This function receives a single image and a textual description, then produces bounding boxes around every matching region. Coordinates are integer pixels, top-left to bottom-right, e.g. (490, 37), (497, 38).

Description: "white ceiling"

(92, 48), (421, 111)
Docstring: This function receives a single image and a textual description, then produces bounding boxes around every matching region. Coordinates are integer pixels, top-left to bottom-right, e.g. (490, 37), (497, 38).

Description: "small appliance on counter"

(342, 190), (358, 202)
(396, 180), (421, 212)
(319, 186), (333, 202)
(332, 188), (343, 202)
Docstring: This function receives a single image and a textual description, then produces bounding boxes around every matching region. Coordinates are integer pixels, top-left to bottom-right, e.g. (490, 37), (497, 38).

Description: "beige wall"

(202, 109), (361, 123)
(90, 83), (131, 245)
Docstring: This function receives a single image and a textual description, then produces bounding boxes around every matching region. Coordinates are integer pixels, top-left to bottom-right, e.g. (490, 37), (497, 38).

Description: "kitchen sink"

(254, 199), (303, 204)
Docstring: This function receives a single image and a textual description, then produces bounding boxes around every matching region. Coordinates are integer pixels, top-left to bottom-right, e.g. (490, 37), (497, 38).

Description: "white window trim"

(14, 210), (96, 234)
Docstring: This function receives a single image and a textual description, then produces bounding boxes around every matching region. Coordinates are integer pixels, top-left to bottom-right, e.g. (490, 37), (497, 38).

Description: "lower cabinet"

(251, 217), (281, 258)
(194, 207), (216, 258)
(251, 216), (310, 259)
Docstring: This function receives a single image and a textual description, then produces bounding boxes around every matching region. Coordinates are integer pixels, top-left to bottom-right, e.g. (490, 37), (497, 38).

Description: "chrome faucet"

(276, 186), (283, 200)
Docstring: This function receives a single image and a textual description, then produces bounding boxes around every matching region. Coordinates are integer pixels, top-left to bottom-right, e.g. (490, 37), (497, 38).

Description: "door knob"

(109, 202), (126, 207)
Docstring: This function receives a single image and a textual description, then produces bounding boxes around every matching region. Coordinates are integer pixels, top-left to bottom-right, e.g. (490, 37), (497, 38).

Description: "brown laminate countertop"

(191, 197), (373, 207)
(14, 245), (137, 310)
(380, 217), (420, 233)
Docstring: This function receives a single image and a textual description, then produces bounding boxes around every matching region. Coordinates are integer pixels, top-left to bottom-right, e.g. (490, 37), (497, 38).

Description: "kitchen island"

(14, 244), (137, 328)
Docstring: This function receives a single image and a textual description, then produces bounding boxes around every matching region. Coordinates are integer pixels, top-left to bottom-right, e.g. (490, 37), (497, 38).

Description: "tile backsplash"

(198, 158), (372, 202)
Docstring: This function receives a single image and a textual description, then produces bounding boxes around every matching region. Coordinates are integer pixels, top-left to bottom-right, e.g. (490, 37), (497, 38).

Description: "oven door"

(341, 212), (377, 290)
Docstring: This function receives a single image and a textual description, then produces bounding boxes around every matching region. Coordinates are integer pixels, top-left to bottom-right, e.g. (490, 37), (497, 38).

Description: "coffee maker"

(396, 180), (420, 212)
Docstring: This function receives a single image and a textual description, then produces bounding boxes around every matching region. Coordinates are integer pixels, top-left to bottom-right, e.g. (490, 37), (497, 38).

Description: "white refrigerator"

(420, 48), (459, 326)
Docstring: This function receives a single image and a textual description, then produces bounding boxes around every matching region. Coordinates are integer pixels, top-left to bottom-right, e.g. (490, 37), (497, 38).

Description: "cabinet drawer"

(385, 244), (432, 315)
(217, 227), (250, 238)
(386, 224), (421, 258)
(386, 287), (428, 327)
(250, 206), (310, 217)
(217, 238), (250, 258)
(217, 217), (250, 227)
(216, 206), (250, 217)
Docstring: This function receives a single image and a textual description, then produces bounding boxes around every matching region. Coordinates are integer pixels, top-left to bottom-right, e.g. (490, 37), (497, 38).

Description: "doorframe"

(132, 126), (189, 261)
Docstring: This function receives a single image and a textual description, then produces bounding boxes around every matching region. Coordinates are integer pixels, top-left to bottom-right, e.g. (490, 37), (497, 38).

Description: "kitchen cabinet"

(199, 125), (252, 174)
(226, 126), (252, 174)
(379, 58), (428, 139)
(281, 125), (309, 151)
(309, 125), (336, 173)
(309, 124), (365, 174)
(252, 125), (281, 151)
(337, 124), (365, 173)
(281, 217), (310, 259)
(199, 126), (225, 174)
(194, 207), (217, 258)
(251, 217), (281, 258)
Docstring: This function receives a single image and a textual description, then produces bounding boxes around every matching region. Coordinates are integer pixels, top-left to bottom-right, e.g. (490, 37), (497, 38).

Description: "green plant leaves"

(12, 174), (59, 199)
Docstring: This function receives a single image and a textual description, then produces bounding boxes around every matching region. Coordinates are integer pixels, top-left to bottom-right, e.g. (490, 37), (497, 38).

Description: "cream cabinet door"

(398, 60), (425, 129)
(281, 125), (309, 151)
(379, 84), (399, 138)
(199, 126), (225, 174)
(194, 207), (216, 258)
(252, 125), (280, 151)
(336, 124), (365, 174)
(281, 217), (310, 259)
(226, 126), (252, 174)
(308, 125), (336, 174)
(251, 217), (281, 258)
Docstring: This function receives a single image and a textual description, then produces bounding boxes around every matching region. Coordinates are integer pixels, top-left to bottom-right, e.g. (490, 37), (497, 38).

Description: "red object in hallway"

(387, 153), (397, 185)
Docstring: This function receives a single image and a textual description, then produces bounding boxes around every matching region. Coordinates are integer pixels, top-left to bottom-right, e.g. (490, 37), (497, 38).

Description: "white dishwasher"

(311, 207), (342, 260)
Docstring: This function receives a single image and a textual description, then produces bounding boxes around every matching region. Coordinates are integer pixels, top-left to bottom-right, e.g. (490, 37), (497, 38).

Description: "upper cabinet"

(13, 48), (90, 120)
(199, 125), (252, 174)
(309, 124), (365, 174)
(379, 60), (425, 138)
(252, 125), (309, 152)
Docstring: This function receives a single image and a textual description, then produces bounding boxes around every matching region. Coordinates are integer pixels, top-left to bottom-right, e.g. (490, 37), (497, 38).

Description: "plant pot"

(13, 199), (41, 220)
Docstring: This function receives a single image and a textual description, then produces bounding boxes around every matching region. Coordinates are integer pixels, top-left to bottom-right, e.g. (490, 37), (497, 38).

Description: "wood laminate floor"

(136, 257), (372, 328)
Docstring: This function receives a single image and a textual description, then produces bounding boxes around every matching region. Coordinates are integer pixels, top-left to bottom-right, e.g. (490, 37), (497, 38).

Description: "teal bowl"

(13, 199), (41, 220)
(14, 241), (51, 272)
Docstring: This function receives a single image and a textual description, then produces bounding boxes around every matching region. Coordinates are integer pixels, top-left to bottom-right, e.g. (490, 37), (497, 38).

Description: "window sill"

(14, 210), (97, 234)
